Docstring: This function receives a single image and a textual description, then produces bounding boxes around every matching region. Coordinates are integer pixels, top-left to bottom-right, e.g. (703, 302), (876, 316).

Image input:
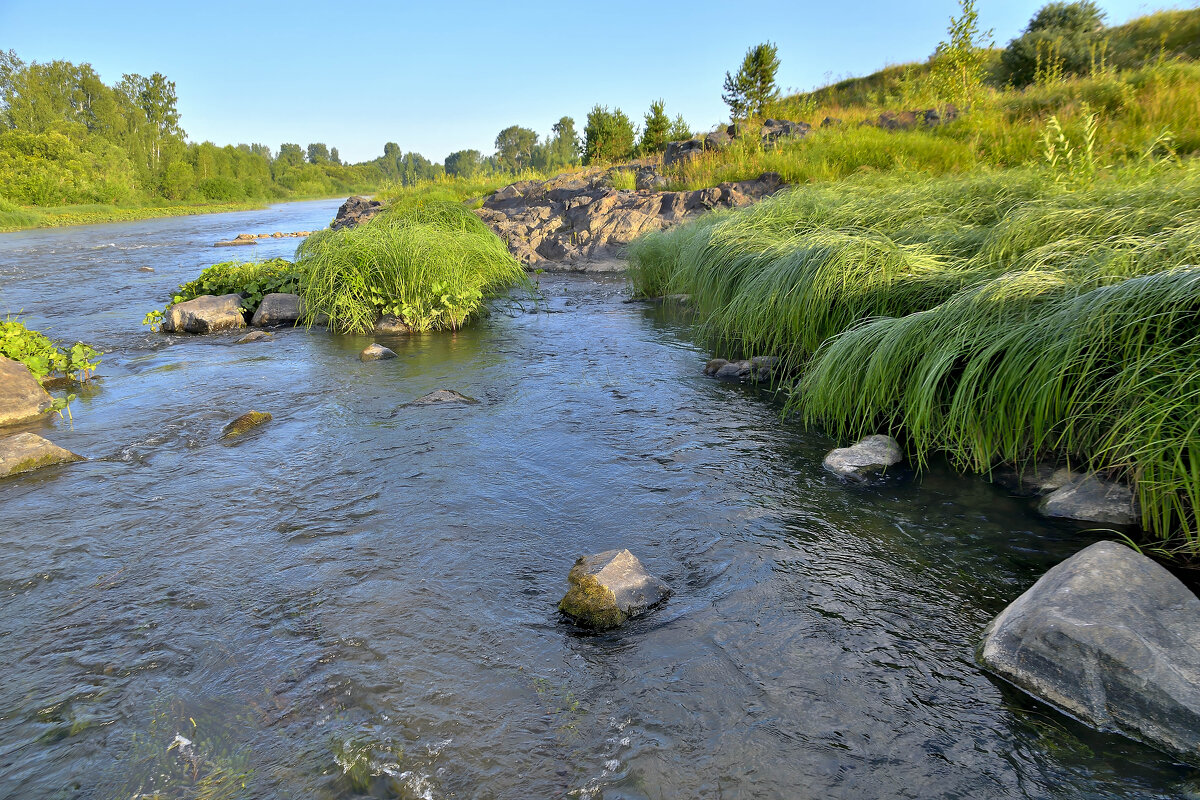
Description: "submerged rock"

(823, 434), (903, 481)
(559, 549), (670, 630)
(406, 389), (479, 406)
(162, 294), (246, 334)
(235, 330), (272, 344)
(979, 541), (1200, 763)
(0, 356), (52, 427)
(992, 463), (1077, 496)
(0, 432), (84, 478)
(360, 343), (396, 362)
(251, 293), (304, 327)
(221, 411), (272, 439)
(1040, 474), (1139, 525)
(213, 238), (256, 247)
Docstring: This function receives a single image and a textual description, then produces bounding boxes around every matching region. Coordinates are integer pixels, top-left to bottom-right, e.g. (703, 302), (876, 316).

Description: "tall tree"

(307, 142), (331, 164)
(329, 146), (341, 165)
(548, 116), (581, 166)
(494, 125), (538, 172)
(445, 148), (482, 177)
(722, 42), (781, 120)
(667, 114), (692, 142)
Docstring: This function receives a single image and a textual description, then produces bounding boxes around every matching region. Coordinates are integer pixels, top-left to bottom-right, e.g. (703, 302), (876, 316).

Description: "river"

(0, 198), (1194, 799)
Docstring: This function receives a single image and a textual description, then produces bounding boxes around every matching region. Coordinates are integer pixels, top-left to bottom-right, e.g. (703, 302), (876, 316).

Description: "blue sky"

(0, 0), (1181, 163)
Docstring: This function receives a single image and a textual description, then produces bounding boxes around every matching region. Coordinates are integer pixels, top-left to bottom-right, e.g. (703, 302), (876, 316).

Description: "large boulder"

(251, 293), (305, 327)
(162, 294), (246, 334)
(979, 541), (1200, 763)
(823, 434), (903, 481)
(760, 118), (811, 143)
(1039, 473), (1139, 525)
(0, 356), (52, 427)
(331, 196), (383, 230)
(0, 432), (83, 478)
(559, 549), (670, 630)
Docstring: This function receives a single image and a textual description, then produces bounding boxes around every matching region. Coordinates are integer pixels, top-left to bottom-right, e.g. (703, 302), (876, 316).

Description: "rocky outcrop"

(0, 357), (52, 427)
(979, 541), (1200, 763)
(360, 343), (396, 362)
(0, 432), (83, 478)
(559, 549), (670, 630)
(867, 106), (959, 131)
(161, 294), (246, 334)
(475, 170), (784, 266)
(1040, 473), (1139, 525)
(760, 118), (811, 143)
(332, 196), (383, 230)
(823, 434), (903, 481)
(221, 411), (272, 439)
(251, 293), (305, 327)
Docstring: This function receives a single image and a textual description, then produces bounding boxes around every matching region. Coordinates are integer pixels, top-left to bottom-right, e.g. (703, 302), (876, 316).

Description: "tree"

(307, 142), (330, 164)
(638, 100), (671, 155)
(583, 105), (635, 165)
(1001, 2), (1106, 86)
(548, 116), (581, 166)
(494, 125), (538, 171)
(276, 143), (304, 168)
(722, 43), (780, 120)
(929, 0), (993, 108)
(445, 148), (482, 177)
(667, 114), (692, 142)
(329, 146), (340, 165)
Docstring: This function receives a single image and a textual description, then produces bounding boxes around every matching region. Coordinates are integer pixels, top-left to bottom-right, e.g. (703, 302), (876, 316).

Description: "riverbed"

(0, 198), (1195, 799)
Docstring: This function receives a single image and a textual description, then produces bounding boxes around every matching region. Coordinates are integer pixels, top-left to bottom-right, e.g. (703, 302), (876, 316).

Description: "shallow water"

(0, 200), (1196, 799)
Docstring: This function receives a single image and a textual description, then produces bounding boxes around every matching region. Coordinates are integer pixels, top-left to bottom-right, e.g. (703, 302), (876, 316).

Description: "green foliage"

(722, 42), (781, 120)
(1001, 2), (1107, 86)
(296, 200), (526, 334)
(628, 163), (1200, 555)
(144, 258), (300, 329)
(583, 105), (635, 165)
(929, 0), (993, 108)
(667, 114), (693, 142)
(445, 148), (482, 178)
(0, 317), (100, 382)
(639, 99), (671, 154)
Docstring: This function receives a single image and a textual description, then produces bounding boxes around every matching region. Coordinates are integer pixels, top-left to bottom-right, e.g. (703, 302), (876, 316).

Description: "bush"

(1001, 1), (1107, 86)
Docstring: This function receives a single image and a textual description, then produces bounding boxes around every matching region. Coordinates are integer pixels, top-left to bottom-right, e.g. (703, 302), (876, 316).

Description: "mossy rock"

(0, 432), (84, 478)
(221, 411), (272, 439)
(559, 569), (627, 630)
(558, 549), (670, 631)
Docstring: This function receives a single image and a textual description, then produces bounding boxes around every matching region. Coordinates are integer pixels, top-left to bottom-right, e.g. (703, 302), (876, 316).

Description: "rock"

(992, 463), (1077, 496)
(0, 356), (52, 427)
(251, 293), (304, 327)
(161, 294), (246, 334)
(760, 118), (811, 143)
(823, 434), (903, 481)
(1040, 474), (1139, 525)
(214, 238), (256, 247)
(374, 315), (413, 334)
(234, 233), (256, 241)
(221, 411), (271, 439)
(635, 166), (668, 192)
(663, 138), (706, 168)
(558, 549), (670, 630)
(979, 541), (1200, 763)
(360, 343), (396, 362)
(821, 116), (843, 128)
(235, 330), (272, 344)
(407, 389), (479, 406)
(0, 432), (83, 478)
(138, 266), (155, 272)
(704, 358), (729, 376)
(714, 360), (753, 381)
(332, 196), (383, 230)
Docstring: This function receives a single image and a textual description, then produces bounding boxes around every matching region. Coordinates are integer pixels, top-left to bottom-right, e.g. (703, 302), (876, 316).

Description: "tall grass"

(628, 163), (1200, 553)
(296, 201), (525, 334)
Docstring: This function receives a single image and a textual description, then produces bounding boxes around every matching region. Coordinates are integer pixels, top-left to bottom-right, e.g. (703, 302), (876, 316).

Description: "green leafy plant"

(144, 258), (302, 330)
(0, 317), (100, 382)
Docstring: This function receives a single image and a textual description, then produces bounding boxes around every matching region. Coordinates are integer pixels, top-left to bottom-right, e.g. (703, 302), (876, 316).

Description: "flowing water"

(0, 199), (1196, 800)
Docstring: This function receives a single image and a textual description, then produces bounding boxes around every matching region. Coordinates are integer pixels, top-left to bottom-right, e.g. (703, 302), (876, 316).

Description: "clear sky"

(0, 0), (1182, 164)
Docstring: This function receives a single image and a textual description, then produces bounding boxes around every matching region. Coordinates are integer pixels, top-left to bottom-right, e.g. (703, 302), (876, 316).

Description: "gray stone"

(979, 541), (1200, 763)
(407, 389), (479, 406)
(714, 360), (752, 381)
(704, 358), (729, 376)
(251, 293), (304, 327)
(331, 195), (383, 230)
(162, 294), (246, 334)
(993, 464), (1078, 496)
(823, 434), (903, 481)
(1040, 474), (1139, 525)
(559, 549), (670, 630)
(360, 343), (396, 362)
(374, 315), (413, 334)
(0, 356), (52, 427)
(0, 432), (83, 478)
(138, 266), (155, 272)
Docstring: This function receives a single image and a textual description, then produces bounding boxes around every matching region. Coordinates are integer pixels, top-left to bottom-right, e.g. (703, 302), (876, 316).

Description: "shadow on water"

(0, 204), (1198, 799)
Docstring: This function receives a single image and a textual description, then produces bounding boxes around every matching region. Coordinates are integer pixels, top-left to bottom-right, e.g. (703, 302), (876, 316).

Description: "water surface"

(1, 200), (1196, 799)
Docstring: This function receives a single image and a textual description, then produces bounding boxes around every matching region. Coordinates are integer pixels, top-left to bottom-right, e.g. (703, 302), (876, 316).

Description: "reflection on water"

(0, 202), (1196, 799)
